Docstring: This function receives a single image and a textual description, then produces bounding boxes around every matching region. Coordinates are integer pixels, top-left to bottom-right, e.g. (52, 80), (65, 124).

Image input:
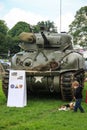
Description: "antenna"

(59, 0), (62, 33)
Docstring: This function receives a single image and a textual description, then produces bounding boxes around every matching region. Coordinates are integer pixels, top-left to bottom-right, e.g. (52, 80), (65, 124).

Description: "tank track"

(60, 70), (85, 101)
(60, 72), (74, 101)
(2, 70), (9, 97)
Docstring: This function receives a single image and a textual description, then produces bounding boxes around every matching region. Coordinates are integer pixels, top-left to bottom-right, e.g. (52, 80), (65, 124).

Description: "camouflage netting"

(19, 32), (36, 43)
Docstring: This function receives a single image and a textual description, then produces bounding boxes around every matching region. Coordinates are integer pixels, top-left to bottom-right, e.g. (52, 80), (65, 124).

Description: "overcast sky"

(0, 0), (87, 32)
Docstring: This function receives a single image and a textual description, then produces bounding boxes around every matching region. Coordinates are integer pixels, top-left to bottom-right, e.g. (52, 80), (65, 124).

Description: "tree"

(6, 21), (32, 54)
(68, 6), (87, 46)
(33, 20), (57, 33)
(8, 21), (31, 37)
(5, 35), (20, 55)
(0, 20), (9, 57)
(0, 20), (8, 35)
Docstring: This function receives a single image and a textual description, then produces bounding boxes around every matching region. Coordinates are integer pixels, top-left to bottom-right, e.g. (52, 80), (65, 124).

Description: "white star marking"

(34, 76), (43, 83)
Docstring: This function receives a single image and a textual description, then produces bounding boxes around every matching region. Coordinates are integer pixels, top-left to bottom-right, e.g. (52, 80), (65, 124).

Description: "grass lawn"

(0, 80), (87, 130)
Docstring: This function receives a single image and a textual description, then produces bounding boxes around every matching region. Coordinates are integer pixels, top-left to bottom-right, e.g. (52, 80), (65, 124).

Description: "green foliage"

(0, 80), (6, 104)
(32, 25), (40, 33)
(0, 34), (20, 56)
(0, 20), (8, 35)
(0, 32), (8, 56)
(69, 6), (87, 46)
(8, 21), (31, 37)
(0, 20), (9, 56)
(36, 20), (57, 32)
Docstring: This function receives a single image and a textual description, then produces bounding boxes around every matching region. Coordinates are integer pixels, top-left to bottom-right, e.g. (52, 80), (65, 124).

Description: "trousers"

(74, 98), (84, 112)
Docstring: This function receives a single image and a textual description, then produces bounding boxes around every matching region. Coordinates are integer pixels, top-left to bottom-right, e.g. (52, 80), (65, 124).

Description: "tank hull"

(1, 32), (85, 101)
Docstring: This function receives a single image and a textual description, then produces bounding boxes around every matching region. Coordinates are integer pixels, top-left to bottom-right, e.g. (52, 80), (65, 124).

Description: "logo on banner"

(10, 84), (15, 88)
(10, 84), (23, 89)
(17, 76), (23, 80)
(11, 72), (17, 76)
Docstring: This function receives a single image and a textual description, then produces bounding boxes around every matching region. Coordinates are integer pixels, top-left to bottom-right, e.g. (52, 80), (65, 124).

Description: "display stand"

(7, 70), (27, 107)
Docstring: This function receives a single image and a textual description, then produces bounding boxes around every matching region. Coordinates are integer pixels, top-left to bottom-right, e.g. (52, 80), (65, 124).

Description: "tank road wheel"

(2, 70), (9, 97)
(60, 72), (74, 101)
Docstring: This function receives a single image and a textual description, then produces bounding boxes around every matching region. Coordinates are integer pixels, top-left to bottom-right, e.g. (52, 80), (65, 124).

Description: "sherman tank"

(1, 30), (85, 101)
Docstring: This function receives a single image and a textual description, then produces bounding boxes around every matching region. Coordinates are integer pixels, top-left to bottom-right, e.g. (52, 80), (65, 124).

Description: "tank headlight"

(24, 61), (32, 66)
(23, 58), (33, 67)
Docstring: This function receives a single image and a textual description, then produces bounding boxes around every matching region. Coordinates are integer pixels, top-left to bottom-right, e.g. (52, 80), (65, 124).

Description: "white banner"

(7, 70), (27, 107)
